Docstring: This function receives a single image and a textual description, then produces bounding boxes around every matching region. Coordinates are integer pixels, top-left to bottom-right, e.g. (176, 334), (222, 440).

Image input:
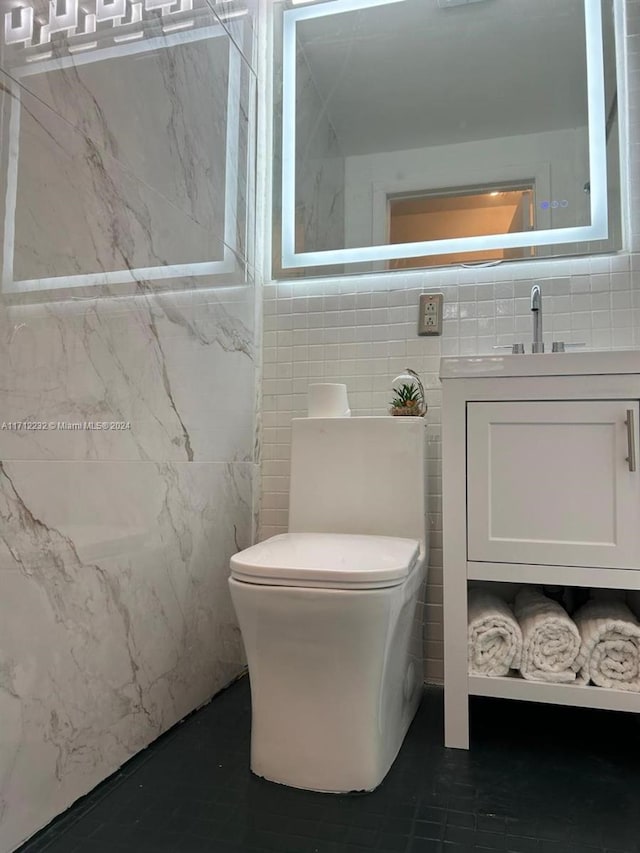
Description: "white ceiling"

(296, 0), (592, 156)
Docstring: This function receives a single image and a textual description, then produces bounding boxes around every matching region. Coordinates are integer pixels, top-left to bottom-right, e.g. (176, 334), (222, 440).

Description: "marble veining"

(0, 288), (255, 462)
(0, 1), (257, 848)
(0, 18), (253, 293)
(0, 460), (251, 852)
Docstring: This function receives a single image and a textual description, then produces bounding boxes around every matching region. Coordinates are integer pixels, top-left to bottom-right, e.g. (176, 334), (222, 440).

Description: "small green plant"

(389, 368), (427, 417)
(390, 383), (421, 410)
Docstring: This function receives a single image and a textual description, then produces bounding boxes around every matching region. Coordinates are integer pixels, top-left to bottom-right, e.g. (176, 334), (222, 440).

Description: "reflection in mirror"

(0, 0), (253, 295)
(273, 0), (621, 278)
(388, 184), (535, 268)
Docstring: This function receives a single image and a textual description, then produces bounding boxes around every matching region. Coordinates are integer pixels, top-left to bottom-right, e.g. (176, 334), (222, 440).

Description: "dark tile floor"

(17, 676), (640, 853)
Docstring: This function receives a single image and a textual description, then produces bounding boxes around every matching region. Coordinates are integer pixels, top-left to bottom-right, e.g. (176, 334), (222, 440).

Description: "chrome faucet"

(530, 284), (544, 353)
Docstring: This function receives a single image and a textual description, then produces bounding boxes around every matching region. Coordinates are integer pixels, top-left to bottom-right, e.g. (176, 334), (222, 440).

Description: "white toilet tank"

(289, 417), (427, 550)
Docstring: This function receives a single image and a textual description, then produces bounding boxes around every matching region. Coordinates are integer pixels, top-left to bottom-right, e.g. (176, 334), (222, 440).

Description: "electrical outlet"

(418, 293), (444, 336)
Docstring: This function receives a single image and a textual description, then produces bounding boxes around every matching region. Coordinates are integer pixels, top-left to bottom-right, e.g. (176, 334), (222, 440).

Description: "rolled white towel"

(514, 587), (582, 683)
(574, 599), (640, 691)
(468, 589), (522, 676)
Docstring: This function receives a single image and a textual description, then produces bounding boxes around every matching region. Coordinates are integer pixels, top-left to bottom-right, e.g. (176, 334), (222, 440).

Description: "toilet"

(229, 416), (427, 793)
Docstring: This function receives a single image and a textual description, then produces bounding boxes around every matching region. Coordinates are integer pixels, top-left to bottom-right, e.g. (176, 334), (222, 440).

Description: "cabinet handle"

(626, 409), (637, 472)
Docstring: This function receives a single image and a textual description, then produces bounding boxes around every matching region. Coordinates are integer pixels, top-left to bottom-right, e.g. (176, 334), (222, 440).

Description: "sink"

(439, 350), (640, 379)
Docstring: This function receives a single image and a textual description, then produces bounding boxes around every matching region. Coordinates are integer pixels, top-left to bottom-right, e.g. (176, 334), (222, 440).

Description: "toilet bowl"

(229, 417), (427, 793)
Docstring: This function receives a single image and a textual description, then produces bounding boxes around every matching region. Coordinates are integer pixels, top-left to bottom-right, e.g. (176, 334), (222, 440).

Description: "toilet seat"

(230, 532), (420, 590)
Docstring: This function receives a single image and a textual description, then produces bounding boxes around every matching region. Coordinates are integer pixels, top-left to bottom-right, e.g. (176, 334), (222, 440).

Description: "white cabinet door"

(467, 401), (640, 568)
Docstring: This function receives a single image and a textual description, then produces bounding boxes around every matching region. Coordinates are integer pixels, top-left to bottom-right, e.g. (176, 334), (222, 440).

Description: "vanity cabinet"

(467, 400), (640, 569)
(441, 353), (640, 750)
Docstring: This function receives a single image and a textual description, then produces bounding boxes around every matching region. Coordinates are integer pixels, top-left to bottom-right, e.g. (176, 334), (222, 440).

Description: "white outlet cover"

(418, 293), (443, 336)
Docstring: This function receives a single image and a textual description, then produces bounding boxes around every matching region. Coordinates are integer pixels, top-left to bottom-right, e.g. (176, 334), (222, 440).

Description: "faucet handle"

(551, 341), (586, 353)
(493, 343), (525, 354)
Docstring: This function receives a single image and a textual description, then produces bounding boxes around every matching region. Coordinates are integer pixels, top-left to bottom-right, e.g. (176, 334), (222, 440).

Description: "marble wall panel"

(0, 459), (251, 853)
(0, 3), (258, 851)
(0, 288), (255, 462)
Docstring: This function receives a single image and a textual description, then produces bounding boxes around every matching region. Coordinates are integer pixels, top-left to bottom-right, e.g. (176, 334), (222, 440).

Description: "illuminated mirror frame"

(2, 24), (242, 294)
(280, 0), (609, 270)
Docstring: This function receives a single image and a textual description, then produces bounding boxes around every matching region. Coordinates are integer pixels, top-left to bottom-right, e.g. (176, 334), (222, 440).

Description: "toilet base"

(229, 565), (424, 793)
(250, 689), (422, 794)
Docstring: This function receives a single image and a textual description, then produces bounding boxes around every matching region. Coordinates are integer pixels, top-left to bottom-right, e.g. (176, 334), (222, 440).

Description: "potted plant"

(389, 368), (427, 417)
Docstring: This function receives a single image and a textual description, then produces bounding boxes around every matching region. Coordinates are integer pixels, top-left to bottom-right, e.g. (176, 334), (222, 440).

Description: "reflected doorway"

(388, 184), (535, 268)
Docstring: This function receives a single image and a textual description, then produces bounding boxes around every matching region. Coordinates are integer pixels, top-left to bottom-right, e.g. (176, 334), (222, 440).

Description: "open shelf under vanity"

(469, 673), (640, 713)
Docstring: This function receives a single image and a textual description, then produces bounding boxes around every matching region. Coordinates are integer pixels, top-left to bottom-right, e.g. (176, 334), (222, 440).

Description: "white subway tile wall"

(259, 0), (640, 684)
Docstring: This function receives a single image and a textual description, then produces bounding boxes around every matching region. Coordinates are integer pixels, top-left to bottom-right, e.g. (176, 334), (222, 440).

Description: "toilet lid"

(230, 532), (421, 589)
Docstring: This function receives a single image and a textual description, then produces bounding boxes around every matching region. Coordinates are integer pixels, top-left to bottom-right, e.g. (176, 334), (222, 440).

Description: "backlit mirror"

(0, 0), (253, 295)
(273, 0), (621, 278)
